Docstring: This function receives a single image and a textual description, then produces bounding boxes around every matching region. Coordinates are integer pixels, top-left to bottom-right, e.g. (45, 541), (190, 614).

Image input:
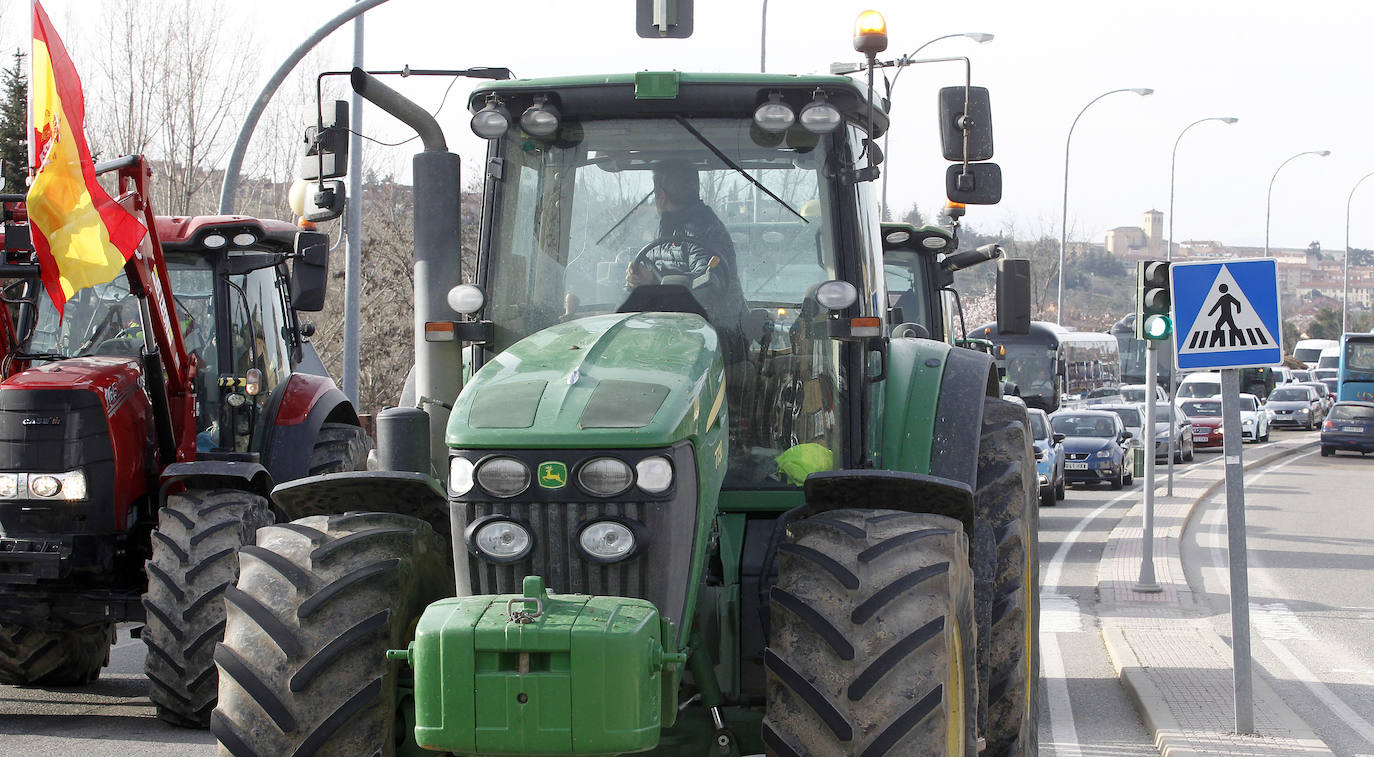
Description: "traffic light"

(1135, 260), (1172, 340)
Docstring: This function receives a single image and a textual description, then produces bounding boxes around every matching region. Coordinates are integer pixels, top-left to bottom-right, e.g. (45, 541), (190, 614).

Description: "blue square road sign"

(1170, 259), (1283, 372)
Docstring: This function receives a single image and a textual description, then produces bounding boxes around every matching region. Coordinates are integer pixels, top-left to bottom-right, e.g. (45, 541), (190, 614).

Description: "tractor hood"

(2, 356), (144, 413)
(447, 312), (724, 449)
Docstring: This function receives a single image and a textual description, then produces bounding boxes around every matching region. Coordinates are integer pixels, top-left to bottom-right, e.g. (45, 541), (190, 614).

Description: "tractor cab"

(460, 73), (890, 490)
(12, 217), (330, 454)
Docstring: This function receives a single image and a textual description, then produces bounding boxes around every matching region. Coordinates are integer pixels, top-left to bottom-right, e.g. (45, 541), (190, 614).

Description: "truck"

(0, 155), (369, 728)
(211, 11), (1038, 756)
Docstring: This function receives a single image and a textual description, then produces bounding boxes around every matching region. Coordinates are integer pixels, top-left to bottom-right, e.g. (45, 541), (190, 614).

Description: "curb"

(1100, 435), (1329, 756)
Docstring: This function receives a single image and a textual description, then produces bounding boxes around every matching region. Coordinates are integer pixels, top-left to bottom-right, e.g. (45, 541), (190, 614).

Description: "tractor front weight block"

(392, 575), (685, 755)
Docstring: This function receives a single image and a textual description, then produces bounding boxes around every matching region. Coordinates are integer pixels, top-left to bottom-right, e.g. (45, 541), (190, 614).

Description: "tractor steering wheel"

(630, 236), (710, 285)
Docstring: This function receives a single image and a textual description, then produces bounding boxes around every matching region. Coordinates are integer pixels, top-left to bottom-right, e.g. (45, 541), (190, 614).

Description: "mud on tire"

(308, 423), (373, 476)
(764, 509), (977, 756)
(0, 622), (113, 686)
(210, 512), (452, 757)
(143, 489), (274, 727)
(974, 396), (1040, 757)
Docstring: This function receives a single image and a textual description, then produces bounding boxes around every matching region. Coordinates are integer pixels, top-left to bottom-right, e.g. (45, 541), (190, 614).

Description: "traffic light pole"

(1134, 340), (1162, 593)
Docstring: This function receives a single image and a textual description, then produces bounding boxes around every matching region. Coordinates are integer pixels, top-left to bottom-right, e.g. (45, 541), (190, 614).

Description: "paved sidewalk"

(1094, 436), (1332, 756)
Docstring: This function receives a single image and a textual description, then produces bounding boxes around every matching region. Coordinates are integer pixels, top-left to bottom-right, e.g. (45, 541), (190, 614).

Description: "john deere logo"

(537, 462), (567, 489)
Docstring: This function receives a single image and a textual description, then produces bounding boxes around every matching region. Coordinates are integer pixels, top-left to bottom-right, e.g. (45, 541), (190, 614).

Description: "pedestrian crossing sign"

(1170, 259), (1283, 371)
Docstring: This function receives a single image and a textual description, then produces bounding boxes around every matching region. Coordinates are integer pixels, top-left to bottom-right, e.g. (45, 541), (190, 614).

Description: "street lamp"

(1345, 171), (1374, 333)
(878, 32), (994, 218)
(1264, 149), (1330, 258)
(1165, 116), (1237, 495)
(1057, 87), (1154, 325)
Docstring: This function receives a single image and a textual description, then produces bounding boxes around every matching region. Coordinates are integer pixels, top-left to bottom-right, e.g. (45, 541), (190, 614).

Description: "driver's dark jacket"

(645, 200), (747, 355)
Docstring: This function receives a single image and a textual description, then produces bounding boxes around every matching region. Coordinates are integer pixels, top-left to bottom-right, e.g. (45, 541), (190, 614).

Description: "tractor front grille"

(462, 500), (649, 598)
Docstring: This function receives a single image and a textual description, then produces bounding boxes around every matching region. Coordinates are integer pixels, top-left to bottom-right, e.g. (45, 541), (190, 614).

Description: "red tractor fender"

(258, 373), (361, 486)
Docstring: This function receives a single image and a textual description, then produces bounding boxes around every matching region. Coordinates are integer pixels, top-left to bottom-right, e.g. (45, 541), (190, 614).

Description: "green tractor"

(210, 16), (1037, 757)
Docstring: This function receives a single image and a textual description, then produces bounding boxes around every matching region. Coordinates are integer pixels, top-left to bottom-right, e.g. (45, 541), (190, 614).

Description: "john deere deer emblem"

(537, 462), (567, 489)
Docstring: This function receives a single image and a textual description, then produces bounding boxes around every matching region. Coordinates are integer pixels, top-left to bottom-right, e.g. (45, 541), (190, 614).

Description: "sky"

(9, 0), (1374, 255)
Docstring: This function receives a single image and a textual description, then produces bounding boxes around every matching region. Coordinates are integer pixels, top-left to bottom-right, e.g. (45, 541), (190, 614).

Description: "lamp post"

(1345, 171), (1374, 333)
(1058, 87), (1153, 325)
(760, 0), (768, 72)
(1165, 116), (1237, 495)
(878, 32), (994, 219)
(1264, 149), (1330, 258)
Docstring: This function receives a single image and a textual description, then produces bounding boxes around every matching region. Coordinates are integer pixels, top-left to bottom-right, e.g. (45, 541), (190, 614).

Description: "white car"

(1119, 384), (1168, 405)
(1238, 392), (1270, 443)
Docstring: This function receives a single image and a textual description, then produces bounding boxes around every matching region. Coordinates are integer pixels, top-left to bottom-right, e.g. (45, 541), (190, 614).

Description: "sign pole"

(1134, 341), (1162, 592)
(1220, 368), (1254, 734)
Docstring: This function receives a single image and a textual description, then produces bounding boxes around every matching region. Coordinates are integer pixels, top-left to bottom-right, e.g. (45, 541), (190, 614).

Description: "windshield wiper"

(672, 116), (807, 223)
(13, 351), (70, 362)
(594, 189), (656, 247)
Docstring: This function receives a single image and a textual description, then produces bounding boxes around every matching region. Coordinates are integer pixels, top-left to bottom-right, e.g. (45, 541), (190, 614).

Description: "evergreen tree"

(0, 50), (28, 194)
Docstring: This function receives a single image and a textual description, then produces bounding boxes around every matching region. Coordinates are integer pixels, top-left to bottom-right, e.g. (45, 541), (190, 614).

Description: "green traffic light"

(1143, 313), (1171, 340)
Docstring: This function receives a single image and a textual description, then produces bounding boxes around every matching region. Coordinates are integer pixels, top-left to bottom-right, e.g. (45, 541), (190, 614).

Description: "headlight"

(61, 470), (86, 501)
(1038, 474), (1049, 485)
(29, 475), (60, 498)
(449, 457), (475, 496)
(577, 520), (638, 562)
(0, 474), (16, 498)
(577, 457), (633, 497)
(1095, 449), (1112, 458)
(635, 456), (673, 494)
(469, 518), (533, 563)
(753, 94), (795, 133)
(476, 457), (530, 498)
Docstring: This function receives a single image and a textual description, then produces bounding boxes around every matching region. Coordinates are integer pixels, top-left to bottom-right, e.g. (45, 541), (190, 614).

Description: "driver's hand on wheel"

(625, 259), (659, 288)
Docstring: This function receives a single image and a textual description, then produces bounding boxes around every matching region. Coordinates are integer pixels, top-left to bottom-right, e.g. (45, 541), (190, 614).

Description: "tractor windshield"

(484, 116), (848, 488)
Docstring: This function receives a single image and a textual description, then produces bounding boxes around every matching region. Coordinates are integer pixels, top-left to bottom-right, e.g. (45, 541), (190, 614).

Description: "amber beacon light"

(852, 10), (888, 57)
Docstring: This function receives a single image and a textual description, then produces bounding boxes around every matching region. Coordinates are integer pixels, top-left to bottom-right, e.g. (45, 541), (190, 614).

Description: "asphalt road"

(1184, 444), (1374, 757)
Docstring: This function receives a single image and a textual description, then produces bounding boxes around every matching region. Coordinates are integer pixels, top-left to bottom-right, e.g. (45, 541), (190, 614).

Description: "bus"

(1111, 313), (1172, 387)
(1337, 332), (1374, 401)
(971, 320), (1120, 413)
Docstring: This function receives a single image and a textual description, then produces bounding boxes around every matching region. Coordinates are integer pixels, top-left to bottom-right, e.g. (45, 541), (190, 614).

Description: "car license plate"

(1194, 434), (1209, 440)
(1345, 426), (1364, 432)
(1065, 462), (1089, 470)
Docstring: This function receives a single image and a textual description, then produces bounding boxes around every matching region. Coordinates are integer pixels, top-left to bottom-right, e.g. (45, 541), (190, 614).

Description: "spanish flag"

(27, 0), (146, 317)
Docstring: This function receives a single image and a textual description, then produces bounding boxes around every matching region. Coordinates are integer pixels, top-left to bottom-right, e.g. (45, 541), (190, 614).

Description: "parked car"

(1266, 384), (1324, 429)
(1179, 398), (1226, 449)
(1050, 409), (1133, 489)
(1321, 401), (1374, 456)
(1237, 393), (1270, 443)
(1300, 381), (1335, 414)
(1120, 384), (1169, 405)
(1028, 408), (1066, 506)
(1151, 403), (1195, 462)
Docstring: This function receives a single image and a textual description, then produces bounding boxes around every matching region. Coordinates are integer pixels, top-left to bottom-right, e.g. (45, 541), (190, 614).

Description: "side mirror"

(1121, 430), (1133, 440)
(1053, 433), (1066, 445)
(946, 162), (1002, 205)
(301, 180), (346, 223)
(938, 86), (993, 161)
(1034, 446), (1044, 460)
(300, 100), (349, 180)
(996, 258), (1031, 336)
(290, 231), (330, 312)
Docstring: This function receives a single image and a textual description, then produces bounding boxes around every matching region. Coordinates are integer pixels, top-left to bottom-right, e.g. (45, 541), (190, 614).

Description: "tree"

(0, 50), (26, 193)
(1308, 307), (1342, 340)
(1282, 320), (1300, 354)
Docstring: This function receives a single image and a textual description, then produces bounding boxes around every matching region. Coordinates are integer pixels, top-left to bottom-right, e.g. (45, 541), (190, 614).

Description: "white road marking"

(1202, 449), (1374, 747)
(1040, 488), (1137, 757)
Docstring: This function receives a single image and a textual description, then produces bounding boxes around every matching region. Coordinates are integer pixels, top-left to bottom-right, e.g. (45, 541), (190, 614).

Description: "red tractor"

(0, 155), (369, 727)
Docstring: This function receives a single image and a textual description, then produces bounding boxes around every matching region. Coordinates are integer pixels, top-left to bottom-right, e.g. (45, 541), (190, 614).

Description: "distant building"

(1143, 209), (1163, 248)
(1105, 226), (1145, 255)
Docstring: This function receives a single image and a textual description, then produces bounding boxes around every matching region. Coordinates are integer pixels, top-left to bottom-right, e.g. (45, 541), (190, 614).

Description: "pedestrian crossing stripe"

(1177, 265), (1275, 354)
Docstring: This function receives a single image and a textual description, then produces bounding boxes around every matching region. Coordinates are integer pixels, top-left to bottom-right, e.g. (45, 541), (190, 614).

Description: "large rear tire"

(308, 423), (373, 476)
(974, 396), (1039, 757)
(0, 622), (113, 685)
(143, 489), (273, 727)
(763, 509), (977, 756)
(210, 512), (451, 756)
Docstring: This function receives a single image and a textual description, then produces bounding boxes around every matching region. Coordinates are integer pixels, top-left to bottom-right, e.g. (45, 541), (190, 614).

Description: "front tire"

(0, 622), (113, 685)
(309, 423), (373, 476)
(764, 509), (977, 756)
(973, 397), (1039, 757)
(211, 512), (451, 757)
(143, 489), (273, 727)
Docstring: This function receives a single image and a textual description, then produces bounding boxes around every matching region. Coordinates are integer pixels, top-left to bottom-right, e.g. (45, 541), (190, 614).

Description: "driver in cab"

(625, 159), (739, 293)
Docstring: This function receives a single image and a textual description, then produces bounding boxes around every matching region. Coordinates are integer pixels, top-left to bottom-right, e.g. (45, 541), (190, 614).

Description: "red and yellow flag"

(27, 0), (146, 317)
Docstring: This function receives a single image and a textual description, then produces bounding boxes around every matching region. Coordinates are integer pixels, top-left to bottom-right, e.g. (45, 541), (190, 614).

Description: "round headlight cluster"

(450, 457), (475, 496)
(476, 457), (530, 498)
(578, 457), (633, 497)
(29, 475), (60, 498)
(470, 518), (533, 563)
(577, 520), (638, 562)
(635, 456), (673, 494)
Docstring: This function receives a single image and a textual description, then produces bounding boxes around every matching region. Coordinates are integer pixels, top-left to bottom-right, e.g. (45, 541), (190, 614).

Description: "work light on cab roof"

(519, 96), (561, 137)
(853, 10), (888, 57)
(470, 96), (511, 138)
(752, 90), (843, 135)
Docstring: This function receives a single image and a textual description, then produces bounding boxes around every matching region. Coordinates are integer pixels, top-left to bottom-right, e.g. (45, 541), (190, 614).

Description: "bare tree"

(89, 0), (165, 160)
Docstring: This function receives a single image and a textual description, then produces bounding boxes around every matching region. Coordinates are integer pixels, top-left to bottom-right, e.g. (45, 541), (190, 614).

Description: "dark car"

(1321, 401), (1374, 456)
(1267, 385), (1324, 429)
(1179, 398), (1225, 449)
(1050, 410), (1133, 490)
(1028, 408), (1066, 506)
(1300, 381), (1335, 414)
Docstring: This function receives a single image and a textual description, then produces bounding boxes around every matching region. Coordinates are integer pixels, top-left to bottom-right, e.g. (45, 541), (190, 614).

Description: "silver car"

(1267, 385), (1323, 430)
(1150, 403), (1195, 462)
